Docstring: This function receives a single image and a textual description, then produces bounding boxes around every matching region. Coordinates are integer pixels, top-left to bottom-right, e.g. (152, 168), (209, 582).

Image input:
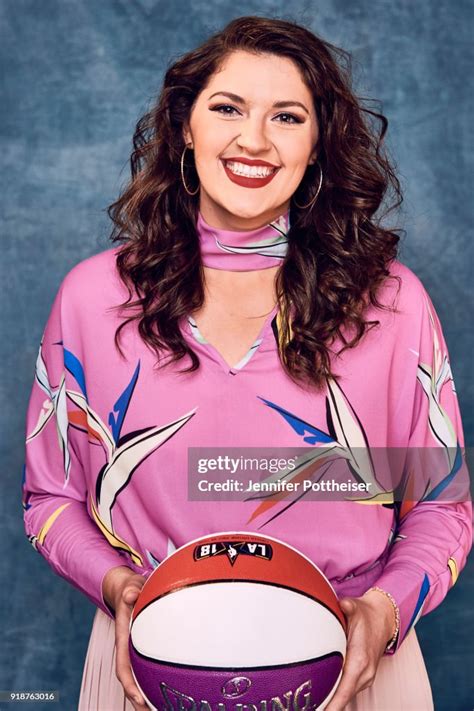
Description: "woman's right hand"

(102, 565), (148, 710)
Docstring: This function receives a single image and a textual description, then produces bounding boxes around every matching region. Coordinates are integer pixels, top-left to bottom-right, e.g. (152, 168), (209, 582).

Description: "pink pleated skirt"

(78, 608), (434, 711)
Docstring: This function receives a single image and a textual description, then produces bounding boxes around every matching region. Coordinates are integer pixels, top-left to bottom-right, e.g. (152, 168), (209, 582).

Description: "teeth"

(225, 161), (276, 178)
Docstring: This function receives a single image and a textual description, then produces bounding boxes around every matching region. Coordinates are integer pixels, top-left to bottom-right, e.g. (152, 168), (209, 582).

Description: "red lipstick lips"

(221, 157), (280, 189)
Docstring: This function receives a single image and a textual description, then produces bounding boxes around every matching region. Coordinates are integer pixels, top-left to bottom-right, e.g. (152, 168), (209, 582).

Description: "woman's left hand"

(325, 589), (396, 710)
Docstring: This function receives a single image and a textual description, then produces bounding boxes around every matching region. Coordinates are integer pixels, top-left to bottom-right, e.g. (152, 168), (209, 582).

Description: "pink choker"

(196, 211), (290, 271)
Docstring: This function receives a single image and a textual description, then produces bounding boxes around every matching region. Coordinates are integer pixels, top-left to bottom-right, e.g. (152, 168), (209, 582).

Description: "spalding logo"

(159, 680), (316, 710)
(221, 676), (252, 698)
(193, 540), (273, 566)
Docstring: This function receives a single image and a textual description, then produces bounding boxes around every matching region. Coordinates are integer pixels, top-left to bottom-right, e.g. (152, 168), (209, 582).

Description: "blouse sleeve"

(22, 279), (131, 618)
(374, 281), (472, 653)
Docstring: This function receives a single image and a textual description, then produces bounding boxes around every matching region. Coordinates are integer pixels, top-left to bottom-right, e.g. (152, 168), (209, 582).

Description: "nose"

(235, 116), (272, 154)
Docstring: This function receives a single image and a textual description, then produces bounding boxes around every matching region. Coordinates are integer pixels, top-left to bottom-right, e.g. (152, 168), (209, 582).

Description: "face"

(183, 50), (319, 230)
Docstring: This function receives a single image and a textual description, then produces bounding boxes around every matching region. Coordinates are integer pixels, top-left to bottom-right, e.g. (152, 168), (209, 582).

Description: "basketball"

(129, 532), (347, 710)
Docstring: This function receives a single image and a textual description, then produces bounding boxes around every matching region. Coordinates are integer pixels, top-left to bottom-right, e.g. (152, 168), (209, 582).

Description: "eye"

(209, 104), (241, 116)
(274, 113), (304, 125)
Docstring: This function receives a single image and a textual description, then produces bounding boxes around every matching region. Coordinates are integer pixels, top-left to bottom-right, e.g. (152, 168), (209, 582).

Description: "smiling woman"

(107, 16), (404, 391)
(22, 14), (471, 711)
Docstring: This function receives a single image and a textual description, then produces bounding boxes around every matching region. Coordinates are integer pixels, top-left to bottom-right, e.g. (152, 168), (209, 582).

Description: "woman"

(23, 16), (471, 711)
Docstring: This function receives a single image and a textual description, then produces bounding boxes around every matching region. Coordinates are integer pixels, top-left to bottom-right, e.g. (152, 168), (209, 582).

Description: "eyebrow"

(207, 91), (310, 115)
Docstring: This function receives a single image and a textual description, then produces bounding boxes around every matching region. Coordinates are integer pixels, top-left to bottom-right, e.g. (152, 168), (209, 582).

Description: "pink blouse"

(23, 212), (472, 653)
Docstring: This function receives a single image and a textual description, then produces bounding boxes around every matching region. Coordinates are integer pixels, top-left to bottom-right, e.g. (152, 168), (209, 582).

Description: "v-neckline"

(185, 304), (278, 375)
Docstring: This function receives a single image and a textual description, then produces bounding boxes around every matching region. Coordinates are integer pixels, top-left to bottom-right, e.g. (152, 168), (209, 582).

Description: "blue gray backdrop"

(1, 1), (472, 709)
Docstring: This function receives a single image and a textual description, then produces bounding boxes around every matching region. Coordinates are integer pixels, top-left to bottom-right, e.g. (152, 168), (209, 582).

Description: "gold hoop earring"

(293, 162), (323, 210)
(180, 144), (200, 196)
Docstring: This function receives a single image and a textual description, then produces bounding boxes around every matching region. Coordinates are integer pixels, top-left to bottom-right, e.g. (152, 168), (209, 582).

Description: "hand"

(324, 590), (396, 710)
(102, 566), (148, 711)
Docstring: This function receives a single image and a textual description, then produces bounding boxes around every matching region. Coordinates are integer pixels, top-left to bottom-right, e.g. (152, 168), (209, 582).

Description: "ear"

(308, 149), (319, 166)
(308, 138), (320, 166)
(182, 123), (193, 149)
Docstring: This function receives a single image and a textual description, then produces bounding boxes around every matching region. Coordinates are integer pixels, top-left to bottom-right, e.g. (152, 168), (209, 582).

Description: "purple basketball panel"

(129, 642), (343, 709)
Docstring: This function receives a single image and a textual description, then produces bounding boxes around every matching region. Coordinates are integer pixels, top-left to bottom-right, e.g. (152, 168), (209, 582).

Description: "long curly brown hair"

(108, 15), (403, 391)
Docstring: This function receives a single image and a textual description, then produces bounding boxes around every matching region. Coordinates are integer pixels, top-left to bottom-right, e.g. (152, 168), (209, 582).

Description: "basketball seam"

(129, 645), (344, 672)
